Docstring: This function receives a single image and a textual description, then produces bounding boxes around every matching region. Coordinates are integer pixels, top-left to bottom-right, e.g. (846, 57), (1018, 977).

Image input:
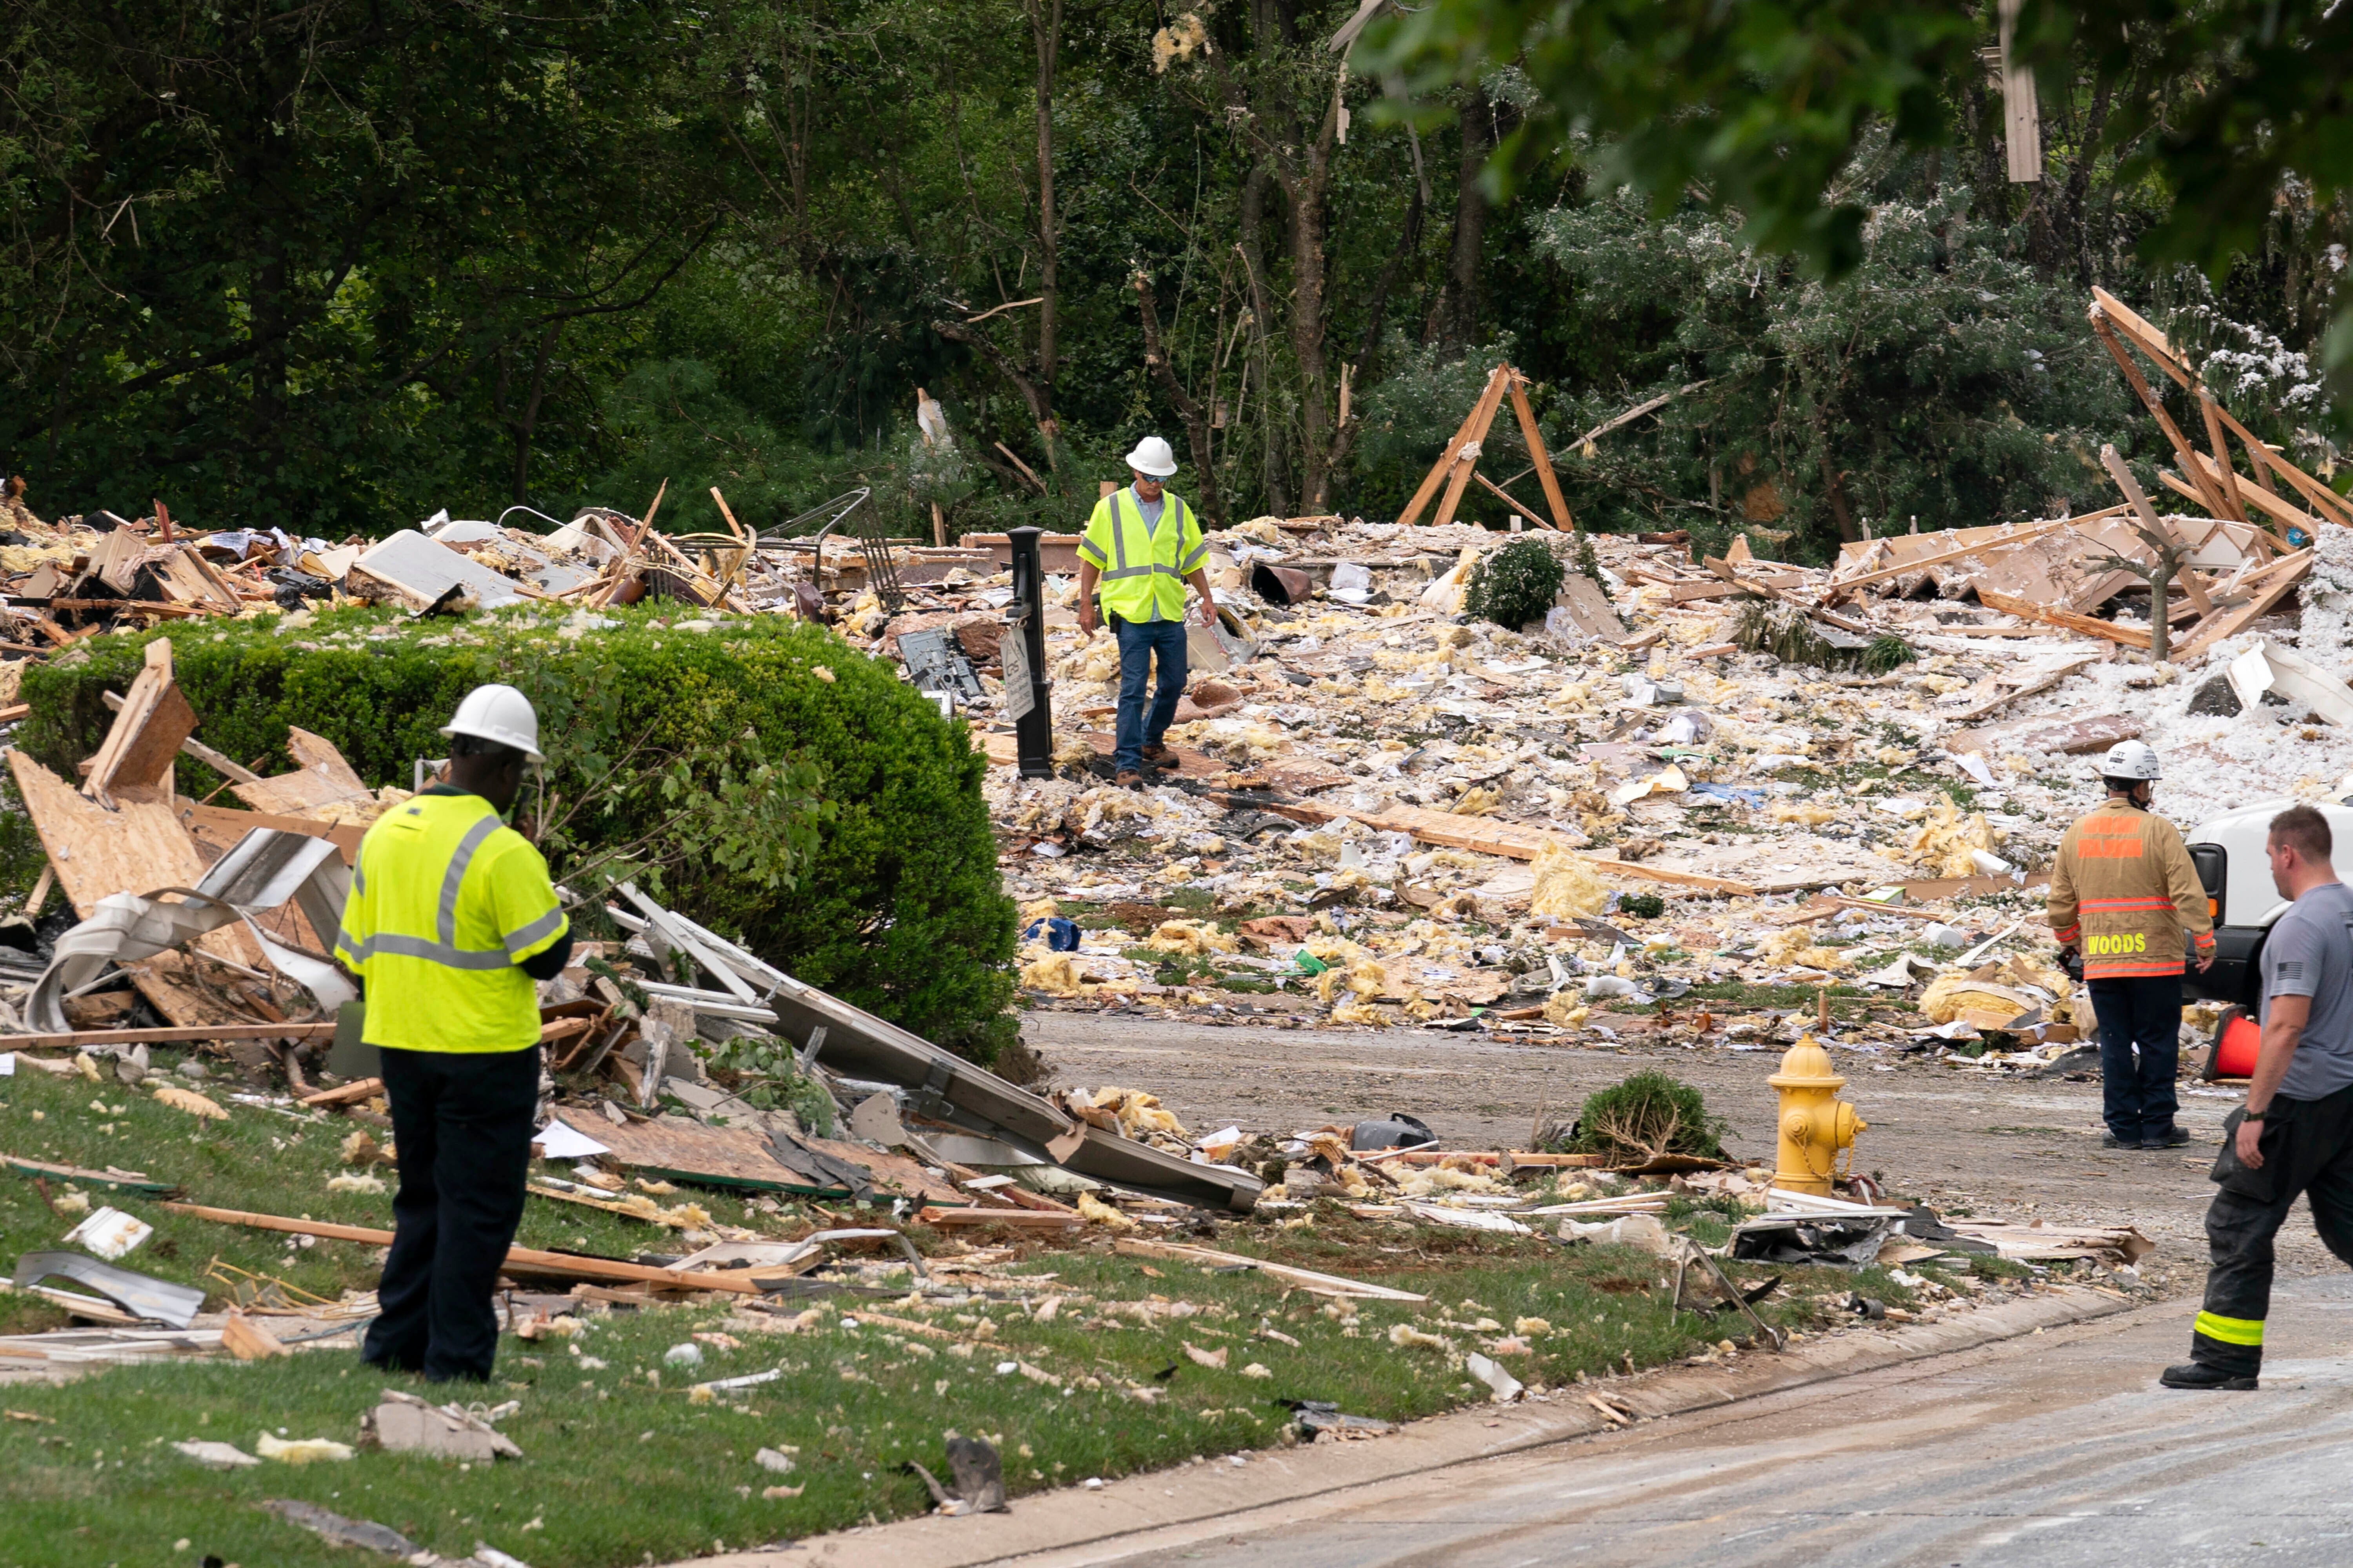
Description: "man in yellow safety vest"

(336, 683), (571, 1382)
(1075, 435), (1217, 788)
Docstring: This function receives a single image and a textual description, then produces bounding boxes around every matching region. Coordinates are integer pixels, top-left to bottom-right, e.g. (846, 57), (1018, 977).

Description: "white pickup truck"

(2185, 799), (2353, 1006)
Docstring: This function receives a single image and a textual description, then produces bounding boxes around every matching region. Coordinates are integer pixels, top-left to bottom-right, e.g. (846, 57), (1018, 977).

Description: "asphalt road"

(1038, 1274), (2353, 1568)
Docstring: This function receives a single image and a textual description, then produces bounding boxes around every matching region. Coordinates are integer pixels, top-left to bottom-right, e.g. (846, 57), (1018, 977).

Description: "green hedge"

(18, 606), (1019, 1064)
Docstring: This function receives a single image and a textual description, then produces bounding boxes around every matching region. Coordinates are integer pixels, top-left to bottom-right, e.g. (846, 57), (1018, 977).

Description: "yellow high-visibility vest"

(1078, 487), (1207, 622)
(335, 790), (568, 1054)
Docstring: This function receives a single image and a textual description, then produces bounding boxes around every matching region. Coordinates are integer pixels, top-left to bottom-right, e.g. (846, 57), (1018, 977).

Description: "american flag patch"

(2277, 960), (2307, 982)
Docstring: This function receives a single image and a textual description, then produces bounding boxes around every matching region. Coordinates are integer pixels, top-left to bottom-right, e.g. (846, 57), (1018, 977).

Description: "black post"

(1006, 526), (1055, 778)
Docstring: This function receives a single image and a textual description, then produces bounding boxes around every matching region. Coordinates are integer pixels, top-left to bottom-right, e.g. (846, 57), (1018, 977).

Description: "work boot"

(1140, 741), (1175, 767)
(2102, 1132), (2135, 1150)
(1115, 770), (1144, 789)
(2160, 1361), (2258, 1391)
(2142, 1126), (2192, 1150)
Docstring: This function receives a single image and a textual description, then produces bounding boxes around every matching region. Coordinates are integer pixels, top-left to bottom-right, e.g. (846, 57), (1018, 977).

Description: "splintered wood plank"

(83, 639), (191, 806)
(1396, 366), (1506, 528)
(231, 728), (373, 818)
(1507, 371), (1578, 532)
(1977, 590), (2152, 649)
(2172, 550), (2313, 663)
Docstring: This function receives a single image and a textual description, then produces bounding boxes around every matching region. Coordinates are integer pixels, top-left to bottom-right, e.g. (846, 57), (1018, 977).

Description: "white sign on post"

(1001, 617), (1035, 721)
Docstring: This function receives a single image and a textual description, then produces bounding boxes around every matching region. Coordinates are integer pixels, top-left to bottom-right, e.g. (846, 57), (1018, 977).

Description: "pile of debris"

(941, 294), (2353, 1072)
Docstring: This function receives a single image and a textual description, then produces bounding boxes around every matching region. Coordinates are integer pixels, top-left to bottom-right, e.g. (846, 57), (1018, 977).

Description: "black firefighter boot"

(2160, 1361), (2259, 1390)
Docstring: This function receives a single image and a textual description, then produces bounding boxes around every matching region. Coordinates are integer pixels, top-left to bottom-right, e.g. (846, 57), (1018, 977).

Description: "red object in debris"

(2215, 1011), (2261, 1079)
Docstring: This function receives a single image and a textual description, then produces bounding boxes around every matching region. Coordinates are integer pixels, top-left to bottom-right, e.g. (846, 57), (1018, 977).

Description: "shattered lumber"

(158, 1203), (770, 1294)
(1112, 1239), (1427, 1302)
(0, 1023), (340, 1050)
(1977, 591), (2151, 649)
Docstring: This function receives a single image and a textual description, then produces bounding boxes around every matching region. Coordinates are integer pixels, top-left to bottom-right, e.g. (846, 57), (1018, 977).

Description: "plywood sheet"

(554, 1109), (851, 1196)
(231, 729), (373, 818)
(1554, 572), (1626, 636)
(178, 803), (364, 866)
(83, 639), (190, 804)
(9, 752), (267, 1017)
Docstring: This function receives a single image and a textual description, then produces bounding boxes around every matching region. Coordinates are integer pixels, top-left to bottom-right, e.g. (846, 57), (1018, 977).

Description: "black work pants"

(2090, 975), (2182, 1144)
(2191, 1082), (2353, 1376)
(363, 1046), (538, 1382)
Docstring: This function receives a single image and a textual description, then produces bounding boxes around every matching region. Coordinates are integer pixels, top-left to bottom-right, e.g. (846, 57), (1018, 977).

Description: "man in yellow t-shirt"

(335, 684), (570, 1382)
(1076, 436), (1216, 787)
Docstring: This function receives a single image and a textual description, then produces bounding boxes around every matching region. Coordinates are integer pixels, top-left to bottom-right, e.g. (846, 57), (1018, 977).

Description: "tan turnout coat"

(2046, 798), (2215, 979)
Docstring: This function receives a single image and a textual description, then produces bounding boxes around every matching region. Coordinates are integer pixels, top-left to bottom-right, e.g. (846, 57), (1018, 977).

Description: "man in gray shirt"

(2165, 803), (2353, 1390)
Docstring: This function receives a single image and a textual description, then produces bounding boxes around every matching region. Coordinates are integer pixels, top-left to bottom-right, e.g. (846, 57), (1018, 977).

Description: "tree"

(1358, 0), (2353, 425)
(0, 0), (729, 530)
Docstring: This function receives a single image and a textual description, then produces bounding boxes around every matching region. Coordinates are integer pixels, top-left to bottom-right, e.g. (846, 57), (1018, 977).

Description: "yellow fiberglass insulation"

(1077, 1192), (1136, 1230)
(1329, 1000), (1393, 1027)
(1542, 992), (1589, 1027)
(1769, 802), (1839, 826)
(1020, 952), (1084, 996)
(1919, 973), (2037, 1027)
(1908, 796), (1999, 877)
(1145, 919), (1238, 955)
(1088, 1087), (1189, 1139)
(1529, 841), (1610, 919)
(1758, 926), (1853, 970)
(1317, 956), (1392, 1005)
(1451, 785), (1503, 816)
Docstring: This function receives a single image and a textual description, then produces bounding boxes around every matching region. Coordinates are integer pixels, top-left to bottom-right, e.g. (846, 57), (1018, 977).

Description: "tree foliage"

(0, 0), (2337, 561)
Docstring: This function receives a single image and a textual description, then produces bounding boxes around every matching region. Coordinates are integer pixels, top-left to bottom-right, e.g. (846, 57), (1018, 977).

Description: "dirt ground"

(1020, 1011), (2342, 1288)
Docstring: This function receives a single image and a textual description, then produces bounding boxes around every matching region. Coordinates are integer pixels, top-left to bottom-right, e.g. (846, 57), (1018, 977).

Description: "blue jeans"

(2090, 975), (2182, 1143)
(1111, 614), (1187, 772)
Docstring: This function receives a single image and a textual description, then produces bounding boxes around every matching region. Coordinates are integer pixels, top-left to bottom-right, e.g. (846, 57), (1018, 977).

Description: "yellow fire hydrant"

(1769, 1036), (1866, 1195)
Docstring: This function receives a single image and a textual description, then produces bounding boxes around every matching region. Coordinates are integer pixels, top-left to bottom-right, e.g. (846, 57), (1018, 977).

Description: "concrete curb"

(693, 1284), (2140, 1568)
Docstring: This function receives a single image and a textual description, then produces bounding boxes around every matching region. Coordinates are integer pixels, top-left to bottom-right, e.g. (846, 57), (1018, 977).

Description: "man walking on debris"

(2046, 741), (2214, 1151)
(2165, 804), (2353, 1390)
(1075, 435), (1216, 789)
(335, 684), (572, 1381)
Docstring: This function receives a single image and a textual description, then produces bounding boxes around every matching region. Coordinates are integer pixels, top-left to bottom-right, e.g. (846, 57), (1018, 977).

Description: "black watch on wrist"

(2244, 1110), (2267, 1122)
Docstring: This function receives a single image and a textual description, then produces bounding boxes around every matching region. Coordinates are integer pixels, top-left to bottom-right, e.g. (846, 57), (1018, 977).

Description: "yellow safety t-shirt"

(335, 790), (568, 1053)
(1078, 487), (1206, 623)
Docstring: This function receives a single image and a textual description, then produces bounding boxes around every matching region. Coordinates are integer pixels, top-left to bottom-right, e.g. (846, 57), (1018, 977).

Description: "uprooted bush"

(1550, 1071), (1729, 1165)
(18, 605), (1019, 1065)
(1464, 534), (1566, 631)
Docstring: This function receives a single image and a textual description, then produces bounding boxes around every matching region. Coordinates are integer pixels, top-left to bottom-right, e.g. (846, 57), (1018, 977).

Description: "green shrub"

(1861, 635), (1918, 674)
(18, 606), (1019, 1064)
(1555, 1071), (1728, 1163)
(1464, 535), (1566, 631)
(1575, 533), (1604, 585)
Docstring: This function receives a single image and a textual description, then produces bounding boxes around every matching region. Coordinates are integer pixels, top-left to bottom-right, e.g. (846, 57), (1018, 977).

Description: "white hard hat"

(440, 683), (544, 763)
(2099, 739), (2160, 780)
(1124, 436), (1179, 477)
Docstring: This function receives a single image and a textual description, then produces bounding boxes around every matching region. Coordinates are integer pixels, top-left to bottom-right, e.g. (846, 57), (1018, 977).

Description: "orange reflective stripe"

(2080, 897), (2175, 911)
(2084, 960), (2187, 978)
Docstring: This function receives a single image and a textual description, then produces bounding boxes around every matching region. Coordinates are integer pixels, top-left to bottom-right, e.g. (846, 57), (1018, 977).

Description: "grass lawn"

(0, 1056), (1939, 1568)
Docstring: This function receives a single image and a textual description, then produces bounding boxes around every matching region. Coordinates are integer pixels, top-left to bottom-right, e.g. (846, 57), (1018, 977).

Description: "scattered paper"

(532, 1119), (610, 1160)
